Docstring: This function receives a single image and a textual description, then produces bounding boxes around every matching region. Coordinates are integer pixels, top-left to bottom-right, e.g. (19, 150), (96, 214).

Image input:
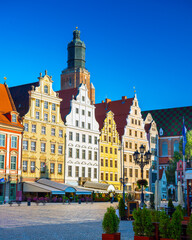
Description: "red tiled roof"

(159, 168), (165, 180)
(0, 83), (23, 128)
(95, 97), (134, 139)
(159, 157), (170, 165)
(57, 88), (79, 122)
(144, 123), (151, 133)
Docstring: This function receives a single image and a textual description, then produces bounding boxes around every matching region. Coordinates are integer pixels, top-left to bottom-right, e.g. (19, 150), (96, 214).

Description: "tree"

(179, 130), (192, 160)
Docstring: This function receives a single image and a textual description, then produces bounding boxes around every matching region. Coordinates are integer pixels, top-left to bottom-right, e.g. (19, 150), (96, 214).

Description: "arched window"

(174, 140), (179, 152)
(44, 85), (48, 94)
(162, 142), (168, 156)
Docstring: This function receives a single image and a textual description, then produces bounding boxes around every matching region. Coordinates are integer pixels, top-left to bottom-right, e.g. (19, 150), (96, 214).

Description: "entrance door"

(9, 183), (16, 200)
(0, 183), (4, 202)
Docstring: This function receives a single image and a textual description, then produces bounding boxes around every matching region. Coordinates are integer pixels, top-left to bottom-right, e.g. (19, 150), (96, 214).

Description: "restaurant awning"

(23, 182), (65, 195)
(83, 181), (115, 192)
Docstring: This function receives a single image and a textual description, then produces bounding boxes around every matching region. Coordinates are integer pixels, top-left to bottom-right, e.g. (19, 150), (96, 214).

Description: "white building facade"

(64, 84), (100, 186)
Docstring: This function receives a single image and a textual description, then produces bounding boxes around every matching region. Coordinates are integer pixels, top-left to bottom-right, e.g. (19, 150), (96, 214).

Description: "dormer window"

(12, 114), (16, 123)
(44, 85), (48, 94)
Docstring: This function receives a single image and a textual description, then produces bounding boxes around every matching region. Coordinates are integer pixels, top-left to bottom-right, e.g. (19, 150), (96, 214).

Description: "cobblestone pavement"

(0, 202), (134, 240)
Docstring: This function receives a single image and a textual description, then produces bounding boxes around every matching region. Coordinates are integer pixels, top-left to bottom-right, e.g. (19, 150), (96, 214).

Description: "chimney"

(122, 96), (127, 103)
(102, 100), (104, 103)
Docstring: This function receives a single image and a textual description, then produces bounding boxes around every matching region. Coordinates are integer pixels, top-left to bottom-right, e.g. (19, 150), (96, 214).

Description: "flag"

(182, 117), (187, 155)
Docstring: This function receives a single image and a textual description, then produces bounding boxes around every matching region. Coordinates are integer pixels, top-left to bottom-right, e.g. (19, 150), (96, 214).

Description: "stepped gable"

(95, 97), (134, 140)
(142, 106), (192, 137)
(0, 83), (23, 128)
(57, 87), (78, 123)
(9, 82), (39, 117)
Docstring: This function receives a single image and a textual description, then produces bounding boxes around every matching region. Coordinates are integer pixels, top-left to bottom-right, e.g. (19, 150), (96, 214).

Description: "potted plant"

(119, 198), (126, 220)
(132, 207), (155, 240)
(102, 206), (120, 240)
(187, 214), (192, 239)
(170, 206), (183, 240)
(167, 199), (175, 217)
(159, 211), (172, 240)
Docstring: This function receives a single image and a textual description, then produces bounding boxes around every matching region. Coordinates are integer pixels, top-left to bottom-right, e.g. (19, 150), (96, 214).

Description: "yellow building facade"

(20, 72), (66, 182)
(99, 111), (121, 190)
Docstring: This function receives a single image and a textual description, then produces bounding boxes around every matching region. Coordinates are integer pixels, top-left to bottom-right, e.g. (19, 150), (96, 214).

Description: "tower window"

(44, 85), (48, 94)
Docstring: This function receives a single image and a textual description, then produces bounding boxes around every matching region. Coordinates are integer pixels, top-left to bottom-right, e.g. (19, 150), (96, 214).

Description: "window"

(124, 154), (127, 161)
(76, 108), (79, 114)
(129, 168), (133, 177)
(110, 173), (113, 181)
(59, 130), (63, 138)
(146, 170), (149, 178)
(44, 113), (48, 121)
(76, 133), (80, 141)
(88, 151), (92, 160)
(105, 147), (108, 153)
(135, 119), (137, 125)
(51, 128), (55, 136)
(94, 168), (97, 179)
(138, 120), (141, 125)
(58, 146), (63, 154)
(114, 148), (117, 155)
(41, 162), (45, 173)
(44, 85), (48, 93)
(75, 166), (79, 177)
(105, 159), (108, 167)
(82, 109), (85, 115)
(110, 159), (113, 167)
(36, 111), (39, 119)
(11, 136), (17, 148)
(101, 159), (104, 166)
(76, 120), (79, 127)
(135, 110), (137, 115)
(41, 126), (46, 134)
(82, 122), (85, 128)
(31, 161), (35, 172)
(151, 137), (156, 144)
(94, 152), (97, 161)
(36, 99), (40, 107)
(69, 132), (73, 140)
(88, 123), (91, 129)
(104, 136), (107, 141)
(129, 155), (132, 162)
(50, 163), (55, 173)
(101, 146), (103, 152)
(113, 137), (116, 143)
(58, 164), (62, 174)
(31, 141), (36, 151)
(174, 140), (179, 152)
(0, 134), (5, 147)
(51, 144), (55, 153)
(135, 143), (137, 150)
(41, 143), (46, 152)
(69, 148), (72, 157)
(82, 167), (85, 177)
(11, 156), (16, 170)
(109, 136), (111, 142)
(124, 168), (127, 177)
(23, 140), (28, 151)
(12, 114), (16, 122)
(52, 103), (56, 111)
(24, 123), (28, 132)
(88, 111), (91, 117)
(82, 150), (86, 159)
(76, 149), (80, 158)
(89, 136), (92, 144)
(115, 160), (117, 168)
(135, 131), (137, 137)
(94, 136), (97, 144)
(52, 115), (56, 123)
(82, 96), (85, 101)
(106, 173), (108, 181)
(109, 128), (111, 132)
(140, 132), (143, 138)
(82, 134), (86, 142)
(68, 166), (72, 177)
(115, 174), (118, 181)
(101, 172), (104, 180)
(23, 161), (27, 172)
(110, 148), (112, 154)
(0, 155), (4, 169)
(132, 119), (134, 124)
(88, 168), (91, 178)
(32, 124), (36, 133)
(162, 142), (168, 156)
(135, 169), (138, 178)
(44, 101), (48, 109)
(125, 142), (128, 148)
(129, 142), (132, 149)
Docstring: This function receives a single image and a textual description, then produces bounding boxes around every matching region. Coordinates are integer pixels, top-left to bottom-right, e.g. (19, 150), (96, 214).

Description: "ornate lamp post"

(133, 145), (151, 208)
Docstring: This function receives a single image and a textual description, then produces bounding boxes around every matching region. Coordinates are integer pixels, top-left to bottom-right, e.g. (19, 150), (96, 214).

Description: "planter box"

(102, 233), (120, 240)
(134, 237), (154, 240)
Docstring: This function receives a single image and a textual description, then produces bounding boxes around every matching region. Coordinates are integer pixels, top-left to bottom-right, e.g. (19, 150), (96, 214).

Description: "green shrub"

(132, 207), (154, 237)
(102, 206), (120, 234)
(150, 194), (155, 209)
(159, 211), (172, 238)
(168, 198), (174, 209)
(187, 214), (192, 239)
(170, 207), (183, 240)
(119, 198), (125, 218)
(151, 209), (160, 222)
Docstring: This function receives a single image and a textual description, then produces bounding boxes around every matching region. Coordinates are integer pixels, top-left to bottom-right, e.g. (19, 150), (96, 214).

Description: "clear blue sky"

(0, 0), (192, 111)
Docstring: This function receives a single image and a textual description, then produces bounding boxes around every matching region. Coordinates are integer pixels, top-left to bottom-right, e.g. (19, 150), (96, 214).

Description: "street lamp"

(119, 144), (128, 203)
(133, 145), (151, 208)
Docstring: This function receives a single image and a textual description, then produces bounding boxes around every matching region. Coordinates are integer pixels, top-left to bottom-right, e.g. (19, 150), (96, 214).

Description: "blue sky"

(0, 0), (192, 111)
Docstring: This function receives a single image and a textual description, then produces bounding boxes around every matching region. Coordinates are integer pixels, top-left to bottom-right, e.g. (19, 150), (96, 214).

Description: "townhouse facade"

(10, 72), (65, 183)
(0, 83), (23, 202)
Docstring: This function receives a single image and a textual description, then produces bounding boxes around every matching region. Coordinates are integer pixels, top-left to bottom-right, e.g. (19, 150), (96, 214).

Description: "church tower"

(61, 28), (95, 104)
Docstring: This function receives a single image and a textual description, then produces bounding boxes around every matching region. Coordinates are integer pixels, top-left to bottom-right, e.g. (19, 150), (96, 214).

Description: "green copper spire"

(67, 27), (86, 69)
